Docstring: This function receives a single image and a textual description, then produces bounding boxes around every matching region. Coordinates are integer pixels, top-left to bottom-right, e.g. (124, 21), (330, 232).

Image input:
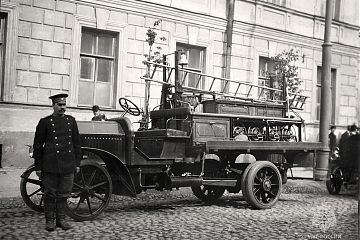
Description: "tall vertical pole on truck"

(174, 51), (180, 108)
(160, 54), (167, 109)
(314, 0), (333, 180)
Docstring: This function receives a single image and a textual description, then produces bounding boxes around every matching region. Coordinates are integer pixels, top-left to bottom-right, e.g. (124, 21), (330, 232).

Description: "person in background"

(33, 93), (81, 231)
(91, 105), (107, 121)
(339, 124), (358, 158)
(328, 126), (337, 154)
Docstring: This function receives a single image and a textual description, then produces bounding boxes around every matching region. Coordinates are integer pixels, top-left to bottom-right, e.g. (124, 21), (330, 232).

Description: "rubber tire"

(243, 161), (282, 209)
(20, 164), (44, 212)
(240, 162), (257, 202)
(65, 160), (113, 221)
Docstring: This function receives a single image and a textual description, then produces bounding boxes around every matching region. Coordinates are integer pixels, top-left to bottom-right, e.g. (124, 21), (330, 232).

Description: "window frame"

(79, 28), (117, 108)
(70, 15), (127, 109)
(176, 42), (206, 89)
(0, 2), (17, 102)
(316, 66), (337, 124)
(258, 56), (281, 100)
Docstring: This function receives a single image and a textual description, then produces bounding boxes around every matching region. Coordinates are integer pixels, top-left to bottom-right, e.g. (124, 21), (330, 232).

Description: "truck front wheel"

(243, 161), (282, 209)
(65, 159), (113, 221)
(20, 164), (44, 212)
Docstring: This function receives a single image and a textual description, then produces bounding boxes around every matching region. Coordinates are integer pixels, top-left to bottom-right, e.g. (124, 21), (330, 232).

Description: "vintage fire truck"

(21, 52), (322, 221)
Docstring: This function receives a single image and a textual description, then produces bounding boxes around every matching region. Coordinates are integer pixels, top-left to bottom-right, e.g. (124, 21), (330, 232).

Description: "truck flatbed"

(206, 141), (323, 153)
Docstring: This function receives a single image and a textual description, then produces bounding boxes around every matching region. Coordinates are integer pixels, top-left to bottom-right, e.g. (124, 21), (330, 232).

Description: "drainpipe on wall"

(224, 0), (235, 83)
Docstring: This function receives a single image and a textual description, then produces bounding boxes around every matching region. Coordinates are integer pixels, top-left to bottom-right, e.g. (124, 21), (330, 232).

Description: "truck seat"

(135, 129), (189, 138)
(150, 107), (192, 119)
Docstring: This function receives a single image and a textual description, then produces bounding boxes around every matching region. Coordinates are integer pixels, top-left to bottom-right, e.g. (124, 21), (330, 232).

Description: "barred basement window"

(79, 28), (117, 107)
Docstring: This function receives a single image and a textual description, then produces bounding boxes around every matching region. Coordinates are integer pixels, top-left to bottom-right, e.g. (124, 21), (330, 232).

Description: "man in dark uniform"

(33, 93), (81, 231)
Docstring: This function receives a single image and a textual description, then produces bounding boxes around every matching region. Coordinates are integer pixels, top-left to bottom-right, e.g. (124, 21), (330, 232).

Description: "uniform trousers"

(43, 172), (74, 199)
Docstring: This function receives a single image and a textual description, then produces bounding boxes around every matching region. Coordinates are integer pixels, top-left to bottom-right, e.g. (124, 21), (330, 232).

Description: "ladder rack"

(141, 61), (308, 110)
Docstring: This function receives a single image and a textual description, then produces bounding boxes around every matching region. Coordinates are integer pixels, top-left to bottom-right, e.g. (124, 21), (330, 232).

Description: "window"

(176, 43), (206, 88)
(258, 57), (282, 100)
(0, 13), (7, 100)
(259, 57), (277, 87)
(79, 28), (117, 107)
(316, 67), (336, 123)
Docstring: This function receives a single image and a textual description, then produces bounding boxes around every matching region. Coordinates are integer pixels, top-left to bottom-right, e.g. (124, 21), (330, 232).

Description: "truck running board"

(202, 179), (238, 187)
(169, 177), (238, 188)
(170, 176), (203, 188)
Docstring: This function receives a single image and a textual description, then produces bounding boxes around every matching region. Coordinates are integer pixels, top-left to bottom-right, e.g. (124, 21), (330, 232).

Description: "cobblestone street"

(0, 181), (358, 240)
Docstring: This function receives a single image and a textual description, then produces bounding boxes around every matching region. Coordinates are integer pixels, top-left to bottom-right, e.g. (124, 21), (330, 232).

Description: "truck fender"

(81, 147), (137, 197)
(20, 164), (35, 178)
(204, 153), (220, 162)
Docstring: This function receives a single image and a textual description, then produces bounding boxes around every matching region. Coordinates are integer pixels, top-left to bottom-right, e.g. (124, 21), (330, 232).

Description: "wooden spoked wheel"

(20, 165), (44, 212)
(65, 160), (113, 221)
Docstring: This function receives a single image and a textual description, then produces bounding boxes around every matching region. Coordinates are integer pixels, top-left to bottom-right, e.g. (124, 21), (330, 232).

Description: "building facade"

(0, 0), (359, 167)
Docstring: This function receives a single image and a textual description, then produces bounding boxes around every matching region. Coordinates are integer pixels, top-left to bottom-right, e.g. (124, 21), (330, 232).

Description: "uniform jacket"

(33, 114), (81, 174)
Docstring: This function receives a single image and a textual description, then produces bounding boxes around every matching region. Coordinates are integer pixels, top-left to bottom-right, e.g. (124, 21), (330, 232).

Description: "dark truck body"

(78, 104), (322, 204)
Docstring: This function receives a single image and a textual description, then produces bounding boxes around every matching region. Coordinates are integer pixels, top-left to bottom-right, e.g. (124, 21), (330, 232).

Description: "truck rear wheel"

(191, 160), (225, 203)
(65, 159), (113, 221)
(243, 161), (282, 209)
(240, 162), (257, 202)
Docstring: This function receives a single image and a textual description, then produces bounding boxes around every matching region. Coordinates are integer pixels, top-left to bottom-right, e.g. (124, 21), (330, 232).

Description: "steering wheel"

(119, 97), (141, 116)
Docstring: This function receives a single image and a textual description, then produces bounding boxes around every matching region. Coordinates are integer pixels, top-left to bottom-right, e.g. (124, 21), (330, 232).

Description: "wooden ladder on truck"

(141, 60), (308, 115)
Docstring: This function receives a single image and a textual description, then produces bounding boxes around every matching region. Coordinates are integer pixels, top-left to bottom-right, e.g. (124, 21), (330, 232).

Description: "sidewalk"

(0, 167), (319, 199)
(0, 168), (25, 198)
(287, 167), (314, 179)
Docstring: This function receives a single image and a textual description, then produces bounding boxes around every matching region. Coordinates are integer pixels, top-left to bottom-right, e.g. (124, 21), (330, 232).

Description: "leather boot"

(56, 198), (72, 230)
(44, 197), (56, 232)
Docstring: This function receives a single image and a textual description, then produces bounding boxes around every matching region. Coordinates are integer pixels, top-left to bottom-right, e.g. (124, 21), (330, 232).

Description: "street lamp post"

(314, 0), (333, 180)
